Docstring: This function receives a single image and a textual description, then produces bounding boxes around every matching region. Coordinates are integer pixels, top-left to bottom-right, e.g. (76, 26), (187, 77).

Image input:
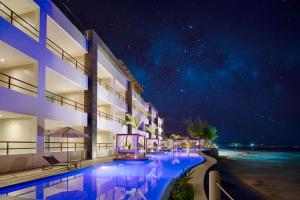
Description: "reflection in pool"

(0, 151), (205, 200)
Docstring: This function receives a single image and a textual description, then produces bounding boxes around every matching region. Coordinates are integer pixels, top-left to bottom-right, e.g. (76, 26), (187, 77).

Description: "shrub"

(170, 171), (195, 200)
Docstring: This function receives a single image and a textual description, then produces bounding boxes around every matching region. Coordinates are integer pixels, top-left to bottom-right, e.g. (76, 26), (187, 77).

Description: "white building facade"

(0, 0), (163, 173)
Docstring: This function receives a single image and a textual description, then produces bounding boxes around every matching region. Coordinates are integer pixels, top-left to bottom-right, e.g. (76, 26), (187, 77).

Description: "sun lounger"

(42, 155), (79, 170)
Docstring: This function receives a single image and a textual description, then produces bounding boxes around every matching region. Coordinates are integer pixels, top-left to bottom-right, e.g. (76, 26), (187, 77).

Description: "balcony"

(0, 110), (37, 155)
(46, 68), (86, 113)
(0, 0), (40, 41)
(46, 16), (87, 74)
(0, 41), (38, 96)
(44, 119), (86, 161)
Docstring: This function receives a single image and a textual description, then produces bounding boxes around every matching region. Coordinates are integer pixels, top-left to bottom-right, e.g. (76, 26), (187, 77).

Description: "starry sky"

(55, 0), (300, 145)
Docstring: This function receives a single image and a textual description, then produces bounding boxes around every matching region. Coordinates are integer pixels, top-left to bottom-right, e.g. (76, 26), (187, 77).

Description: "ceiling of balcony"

(0, 110), (34, 119)
(47, 16), (87, 57)
(0, 41), (36, 69)
(46, 68), (85, 93)
(1, 0), (39, 15)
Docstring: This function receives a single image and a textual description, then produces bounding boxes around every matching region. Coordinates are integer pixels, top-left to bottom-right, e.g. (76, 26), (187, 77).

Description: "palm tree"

(145, 124), (157, 138)
(169, 133), (182, 140)
(186, 118), (218, 146)
(123, 113), (148, 130)
(122, 113), (150, 148)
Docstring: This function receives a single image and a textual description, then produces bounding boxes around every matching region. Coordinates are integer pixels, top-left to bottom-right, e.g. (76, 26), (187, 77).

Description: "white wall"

(0, 63), (38, 96)
(0, 117), (37, 155)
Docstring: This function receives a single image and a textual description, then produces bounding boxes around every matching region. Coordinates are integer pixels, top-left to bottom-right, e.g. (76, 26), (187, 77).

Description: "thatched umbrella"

(47, 127), (89, 162)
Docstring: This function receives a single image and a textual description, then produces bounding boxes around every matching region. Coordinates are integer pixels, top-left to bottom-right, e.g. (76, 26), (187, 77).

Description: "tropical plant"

(186, 118), (218, 141)
(169, 134), (183, 140)
(123, 113), (148, 129)
(170, 171), (194, 200)
(145, 124), (157, 135)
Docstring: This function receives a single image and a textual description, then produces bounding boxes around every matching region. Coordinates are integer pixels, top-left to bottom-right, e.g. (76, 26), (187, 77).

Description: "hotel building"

(0, 0), (164, 173)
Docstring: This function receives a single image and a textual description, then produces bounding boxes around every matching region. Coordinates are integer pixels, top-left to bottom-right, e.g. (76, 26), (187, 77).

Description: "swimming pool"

(0, 151), (205, 200)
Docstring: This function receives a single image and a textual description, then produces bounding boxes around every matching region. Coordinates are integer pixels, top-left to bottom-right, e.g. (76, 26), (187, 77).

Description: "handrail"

(45, 90), (86, 112)
(0, 2), (39, 39)
(0, 72), (38, 95)
(97, 78), (126, 102)
(115, 116), (125, 124)
(97, 110), (113, 120)
(44, 141), (86, 152)
(114, 90), (126, 102)
(46, 38), (88, 74)
(216, 182), (235, 200)
(0, 141), (36, 155)
(97, 78), (113, 91)
(97, 143), (113, 150)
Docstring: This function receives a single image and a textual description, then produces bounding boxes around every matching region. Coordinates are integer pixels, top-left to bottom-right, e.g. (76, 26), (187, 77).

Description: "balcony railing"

(114, 91), (126, 102)
(115, 116), (125, 124)
(97, 143), (113, 150)
(98, 78), (126, 103)
(97, 110), (113, 121)
(0, 141), (36, 155)
(46, 38), (88, 74)
(44, 141), (86, 152)
(45, 90), (86, 112)
(0, 2), (39, 40)
(98, 78), (113, 91)
(0, 72), (38, 95)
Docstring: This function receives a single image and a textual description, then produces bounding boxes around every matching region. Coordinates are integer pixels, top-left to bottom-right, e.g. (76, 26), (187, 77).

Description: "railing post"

(75, 102), (77, 110)
(62, 50), (64, 59)
(8, 76), (11, 89)
(209, 171), (221, 200)
(61, 96), (63, 106)
(10, 10), (13, 24)
(6, 142), (9, 155)
(60, 142), (63, 152)
(75, 142), (77, 151)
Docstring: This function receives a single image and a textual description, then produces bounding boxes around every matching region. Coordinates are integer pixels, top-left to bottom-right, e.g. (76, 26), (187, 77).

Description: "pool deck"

(0, 156), (114, 188)
(189, 151), (217, 200)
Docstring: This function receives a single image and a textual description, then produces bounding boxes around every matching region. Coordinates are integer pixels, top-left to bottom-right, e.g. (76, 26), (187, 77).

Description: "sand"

(218, 150), (300, 200)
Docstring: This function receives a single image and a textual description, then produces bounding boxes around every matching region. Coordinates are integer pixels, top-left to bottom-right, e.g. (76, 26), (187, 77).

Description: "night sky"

(56, 0), (300, 145)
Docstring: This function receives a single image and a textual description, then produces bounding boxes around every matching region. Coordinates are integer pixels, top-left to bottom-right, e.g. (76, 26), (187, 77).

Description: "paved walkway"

(0, 156), (114, 188)
(189, 151), (217, 200)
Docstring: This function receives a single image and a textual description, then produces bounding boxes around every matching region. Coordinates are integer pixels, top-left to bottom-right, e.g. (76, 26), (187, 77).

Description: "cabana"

(188, 138), (201, 148)
(174, 137), (189, 149)
(146, 138), (160, 152)
(116, 134), (146, 159)
(160, 138), (174, 151)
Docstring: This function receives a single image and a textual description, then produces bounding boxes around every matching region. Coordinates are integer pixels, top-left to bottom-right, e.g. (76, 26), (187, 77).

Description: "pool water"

(0, 151), (205, 200)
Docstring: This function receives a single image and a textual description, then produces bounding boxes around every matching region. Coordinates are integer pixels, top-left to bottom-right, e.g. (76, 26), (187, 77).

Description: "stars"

(187, 25), (193, 30)
(179, 88), (185, 93)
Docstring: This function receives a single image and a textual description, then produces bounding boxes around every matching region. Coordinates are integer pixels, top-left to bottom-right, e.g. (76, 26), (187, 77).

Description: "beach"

(218, 149), (300, 200)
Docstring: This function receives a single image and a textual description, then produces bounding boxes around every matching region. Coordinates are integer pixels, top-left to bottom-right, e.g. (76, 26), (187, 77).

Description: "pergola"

(160, 138), (174, 151)
(188, 138), (201, 148)
(174, 137), (189, 149)
(116, 134), (146, 159)
(146, 138), (160, 152)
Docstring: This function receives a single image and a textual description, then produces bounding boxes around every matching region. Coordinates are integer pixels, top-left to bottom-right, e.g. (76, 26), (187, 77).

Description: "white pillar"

(209, 171), (220, 200)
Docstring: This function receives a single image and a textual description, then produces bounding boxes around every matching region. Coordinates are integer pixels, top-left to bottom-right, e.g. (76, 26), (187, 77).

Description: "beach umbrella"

(47, 127), (89, 162)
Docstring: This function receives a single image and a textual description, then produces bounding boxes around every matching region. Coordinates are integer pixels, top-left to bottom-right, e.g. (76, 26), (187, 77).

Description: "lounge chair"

(42, 155), (79, 170)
